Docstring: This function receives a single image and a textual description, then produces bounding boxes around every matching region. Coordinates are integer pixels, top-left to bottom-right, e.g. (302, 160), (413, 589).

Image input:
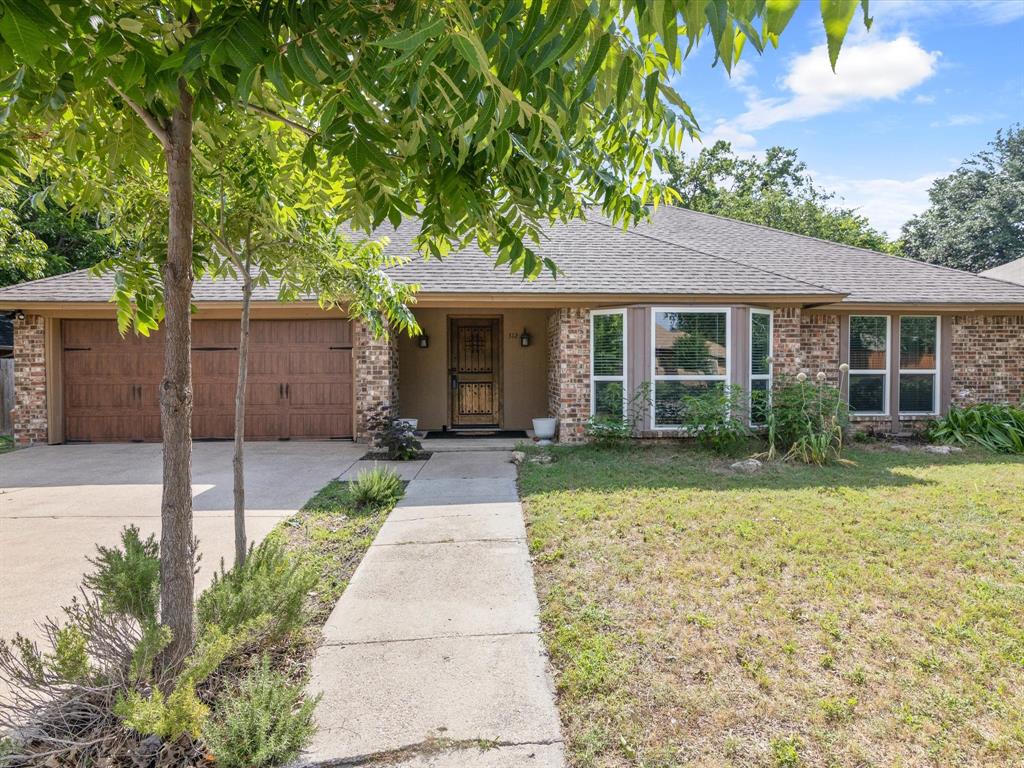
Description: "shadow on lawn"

(519, 442), (1022, 494)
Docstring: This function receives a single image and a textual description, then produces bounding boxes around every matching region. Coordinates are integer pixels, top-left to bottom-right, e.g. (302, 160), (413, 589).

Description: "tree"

(0, 187), (48, 285)
(0, 0), (868, 672)
(665, 141), (894, 251)
(900, 125), (1023, 272)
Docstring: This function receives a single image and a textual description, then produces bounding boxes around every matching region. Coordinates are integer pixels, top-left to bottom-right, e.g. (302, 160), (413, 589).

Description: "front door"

(449, 318), (501, 428)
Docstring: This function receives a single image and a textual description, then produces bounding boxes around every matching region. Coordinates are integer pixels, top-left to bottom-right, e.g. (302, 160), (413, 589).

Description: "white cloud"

(914, 94), (936, 104)
(877, 0), (1024, 25)
(931, 113), (983, 127)
(733, 36), (939, 131)
(815, 171), (942, 236)
(681, 119), (758, 155)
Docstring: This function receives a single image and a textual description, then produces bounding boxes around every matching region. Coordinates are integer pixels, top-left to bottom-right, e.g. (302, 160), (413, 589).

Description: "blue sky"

(670, 0), (1024, 236)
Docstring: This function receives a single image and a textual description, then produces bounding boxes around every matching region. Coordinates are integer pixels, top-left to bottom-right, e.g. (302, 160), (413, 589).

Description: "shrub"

(349, 467), (405, 509)
(678, 385), (752, 456)
(197, 538), (316, 641)
(202, 656), (319, 768)
(367, 411), (421, 460)
(82, 525), (160, 624)
(584, 382), (651, 447)
(766, 372), (849, 465)
(929, 403), (1024, 454)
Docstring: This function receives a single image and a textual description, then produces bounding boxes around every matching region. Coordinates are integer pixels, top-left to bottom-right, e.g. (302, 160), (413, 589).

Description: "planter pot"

(398, 418), (418, 432)
(532, 417), (557, 446)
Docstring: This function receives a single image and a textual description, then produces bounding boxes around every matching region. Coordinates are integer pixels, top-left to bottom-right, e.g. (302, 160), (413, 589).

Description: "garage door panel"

(192, 350), (238, 378)
(193, 320), (239, 347)
(289, 382), (351, 408)
(65, 382), (136, 409)
(193, 382), (235, 409)
(247, 350), (288, 377)
(288, 413), (349, 439)
(67, 350), (136, 377)
(245, 382), (283, 406)
(289, 351), (350, 376)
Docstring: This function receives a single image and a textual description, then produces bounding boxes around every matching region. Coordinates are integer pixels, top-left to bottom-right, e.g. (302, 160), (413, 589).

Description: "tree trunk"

(233, 270), (252, 567)
(158, 79), (196, 673)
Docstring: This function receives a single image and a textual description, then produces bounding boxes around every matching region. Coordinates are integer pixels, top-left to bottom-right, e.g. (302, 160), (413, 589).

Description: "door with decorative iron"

(449, 317), (502, 428)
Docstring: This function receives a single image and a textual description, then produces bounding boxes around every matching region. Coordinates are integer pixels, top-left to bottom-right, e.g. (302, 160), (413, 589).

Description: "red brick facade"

(546, 308), (590, 443)
(771, 308), (842, 383)
(951, 314), (1024, 407)
(772, 307), (802, 378)
(353, 321), (399, 442)
(12, 313), (48, 446)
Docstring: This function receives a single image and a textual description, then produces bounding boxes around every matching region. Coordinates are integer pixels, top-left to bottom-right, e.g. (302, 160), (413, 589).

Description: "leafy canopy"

(1, 0), (872, 283)
(900, 125), (1023, 273)
(665, 140), (894, 252)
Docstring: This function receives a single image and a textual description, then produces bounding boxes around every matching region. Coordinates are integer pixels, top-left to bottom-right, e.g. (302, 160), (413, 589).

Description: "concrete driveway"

(0, 441), (365, 644)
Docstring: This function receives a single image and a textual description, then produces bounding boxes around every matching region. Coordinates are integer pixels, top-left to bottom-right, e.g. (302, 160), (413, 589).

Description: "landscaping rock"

(529, 452), (554, 465)
(889, 443), (912, 453)
(511, 450), (526, 465)
(924, 445), (963, 455)
(730, 458), (763, 473)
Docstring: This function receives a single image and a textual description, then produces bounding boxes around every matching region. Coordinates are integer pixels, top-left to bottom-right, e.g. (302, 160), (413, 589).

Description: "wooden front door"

(449, 318), (501, 428)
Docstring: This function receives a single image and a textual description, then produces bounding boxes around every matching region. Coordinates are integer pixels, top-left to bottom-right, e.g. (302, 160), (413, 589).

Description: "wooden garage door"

(63, 319), (352, 442)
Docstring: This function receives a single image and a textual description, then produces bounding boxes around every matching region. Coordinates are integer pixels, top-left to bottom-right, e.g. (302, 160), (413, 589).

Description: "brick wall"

(951, 314), (1024, 407)
(800, 312), (842, 384)
(13, 314), (47, 446)
(772, 307), (802, 378)
(353, 321), (399, 441)
(546, 308), (590, 443)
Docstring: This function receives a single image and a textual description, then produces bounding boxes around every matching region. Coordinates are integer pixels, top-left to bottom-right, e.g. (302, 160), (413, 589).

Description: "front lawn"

(520, 445), (1024, 768)
(0, 435), (13, 454)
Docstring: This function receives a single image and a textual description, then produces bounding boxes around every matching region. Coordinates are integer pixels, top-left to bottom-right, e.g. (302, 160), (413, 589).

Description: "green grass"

(269, 479), (392, 624)
(520, 444), (1024, 768)
(0, 435), (13, 454)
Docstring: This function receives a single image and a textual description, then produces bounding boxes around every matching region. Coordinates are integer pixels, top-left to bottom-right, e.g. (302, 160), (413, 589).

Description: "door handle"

(450, 374), (458, 391)
(279, 383), (284, 398)
(285, 383), (290, 399)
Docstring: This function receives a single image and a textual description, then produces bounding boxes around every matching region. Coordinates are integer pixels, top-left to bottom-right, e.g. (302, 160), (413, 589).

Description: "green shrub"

(766, 373), (849, 465)
(929, 403), (1024, 454)
(50, 625), (90, 683)
(202, 656), (319, 768)
(678, 385), (752, 456)
(367, 411), (422, 460)
(584, 382), (651, 447)
(82, 525), (160, 623)
(197, 538), (316, 641)
(349, 467), (404, 509)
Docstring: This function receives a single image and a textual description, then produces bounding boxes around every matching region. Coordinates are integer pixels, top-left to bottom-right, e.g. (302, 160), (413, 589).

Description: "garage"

(62, 319), (353, 442)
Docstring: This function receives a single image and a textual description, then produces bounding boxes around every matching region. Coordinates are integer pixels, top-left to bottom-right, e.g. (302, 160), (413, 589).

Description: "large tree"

(900, 125), (1023, 273)
(666, 140), (894, 252)
(0, 0), (869, 669)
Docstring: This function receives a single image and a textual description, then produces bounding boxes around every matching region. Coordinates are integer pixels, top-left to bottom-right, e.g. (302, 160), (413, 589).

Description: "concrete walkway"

(302, 451), (565, 767)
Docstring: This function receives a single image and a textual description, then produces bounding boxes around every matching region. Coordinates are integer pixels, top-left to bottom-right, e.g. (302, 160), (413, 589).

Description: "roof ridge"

(590, 213), (843, 297)
(658, 204), (1021, 287)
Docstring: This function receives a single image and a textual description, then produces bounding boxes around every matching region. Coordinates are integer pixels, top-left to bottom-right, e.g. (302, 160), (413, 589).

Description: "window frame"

(848, 314), (891, 416)
(649, 306), (731, 430)
(898, 314), (940, 416)
(749, 308), (773, 425)
(590, 308), (628, 420)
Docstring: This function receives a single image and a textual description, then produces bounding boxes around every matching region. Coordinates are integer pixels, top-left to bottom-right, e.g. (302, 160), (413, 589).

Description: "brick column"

(13, 313), (48, 446)
(353, 321), (398, 441)
(772, 307), (802, 379)
(951, 314), (1024, 407)
(546, 308), (590, 444)
(800, 312), (842, 385)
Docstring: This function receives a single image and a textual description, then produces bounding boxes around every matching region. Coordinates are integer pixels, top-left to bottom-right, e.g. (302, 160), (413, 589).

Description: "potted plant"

(532, 417), (557, 445)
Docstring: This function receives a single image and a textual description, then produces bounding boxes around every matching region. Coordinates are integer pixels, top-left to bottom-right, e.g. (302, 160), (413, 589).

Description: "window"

(651, 308), (729, 428)
(899, 315), (939, 414)
(848, 315), (890, 414)
(750, 309), (773, 424)
(591, 309), (626, 420)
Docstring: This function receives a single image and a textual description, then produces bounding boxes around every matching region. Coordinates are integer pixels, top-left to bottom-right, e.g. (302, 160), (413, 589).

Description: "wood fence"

(0, 358), (13, 435)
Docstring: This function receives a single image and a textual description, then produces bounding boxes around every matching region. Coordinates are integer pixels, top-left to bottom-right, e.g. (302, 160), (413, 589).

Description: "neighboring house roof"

(1, 207), (1023, 308)
(981, 256), (1024, 286)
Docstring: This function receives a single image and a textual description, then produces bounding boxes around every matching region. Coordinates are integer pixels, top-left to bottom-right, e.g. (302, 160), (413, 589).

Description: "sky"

(670, 0), (1024, 236)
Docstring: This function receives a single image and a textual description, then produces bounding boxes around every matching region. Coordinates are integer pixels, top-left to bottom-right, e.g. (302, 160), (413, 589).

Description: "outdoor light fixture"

(418, 334), (429, 349)
(14, 310), (25, 321)
(520, 328), (531, 347)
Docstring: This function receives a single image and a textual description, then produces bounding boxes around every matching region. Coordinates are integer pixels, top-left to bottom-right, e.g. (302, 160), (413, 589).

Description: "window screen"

(848, 316), (889, 414)
(591, 310), (626, 420)
(898, 316), (938, 414)
(749, 310), (772, 425)
(652, 310), (729, 428)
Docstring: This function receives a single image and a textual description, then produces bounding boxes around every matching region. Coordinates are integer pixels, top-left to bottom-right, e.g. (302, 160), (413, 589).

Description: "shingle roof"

(2, 207), (1023, 307)
(980, 256), (1024, 286)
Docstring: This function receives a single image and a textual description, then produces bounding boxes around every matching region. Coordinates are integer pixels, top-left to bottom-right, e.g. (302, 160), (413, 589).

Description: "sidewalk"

(301, 451), (566, 767)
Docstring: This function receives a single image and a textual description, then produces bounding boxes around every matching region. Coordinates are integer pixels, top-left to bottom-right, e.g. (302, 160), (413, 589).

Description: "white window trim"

(650, 306), (731, 430)
(898, 315), (940, 416)
(590, 308), (628, 419)
(750, 308), (773, 424)
(848, 314), (891, 416)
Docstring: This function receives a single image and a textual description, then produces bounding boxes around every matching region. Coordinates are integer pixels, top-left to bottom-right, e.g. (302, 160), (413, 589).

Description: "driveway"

(0, 441), (365, 644)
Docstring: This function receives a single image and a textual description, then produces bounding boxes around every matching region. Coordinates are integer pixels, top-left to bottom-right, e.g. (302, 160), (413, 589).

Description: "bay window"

(848, 315), (890, 414)
(749, 309), (773, 424)
(591, 309), (626, 420)
(899, 315), (939, 414)
(651, 308), (729, 429)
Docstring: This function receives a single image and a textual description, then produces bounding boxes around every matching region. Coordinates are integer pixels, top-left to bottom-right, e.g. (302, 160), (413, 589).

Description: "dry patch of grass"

(520, 444), (1024, 768)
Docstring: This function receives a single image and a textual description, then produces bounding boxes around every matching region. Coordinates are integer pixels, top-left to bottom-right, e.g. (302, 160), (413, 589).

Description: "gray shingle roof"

(980, 256), (1024, 286)
(2, 207), (1023, 306)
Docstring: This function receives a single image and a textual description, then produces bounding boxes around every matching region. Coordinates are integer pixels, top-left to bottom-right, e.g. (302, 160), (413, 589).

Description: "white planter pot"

(398, 418), (418, 432)
(532, 417), (557, 445)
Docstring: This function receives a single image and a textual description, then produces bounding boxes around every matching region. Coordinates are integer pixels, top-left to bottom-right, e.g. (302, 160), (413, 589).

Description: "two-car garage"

(61, 318), (353, 442)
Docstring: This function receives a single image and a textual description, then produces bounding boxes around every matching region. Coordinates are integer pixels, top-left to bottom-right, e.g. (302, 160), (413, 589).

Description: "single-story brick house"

(2, 206), (1023, 446)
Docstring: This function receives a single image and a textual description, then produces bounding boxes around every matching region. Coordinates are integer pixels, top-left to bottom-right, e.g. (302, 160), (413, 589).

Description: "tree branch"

(105, 79), (170, 150)
(244, 104), (316, 138)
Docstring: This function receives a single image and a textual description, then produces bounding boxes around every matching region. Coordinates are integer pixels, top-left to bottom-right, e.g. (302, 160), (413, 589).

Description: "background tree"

(900, 125), (1023, 273)
(0, 0), (869, 670)
(665, 141), (894, 251)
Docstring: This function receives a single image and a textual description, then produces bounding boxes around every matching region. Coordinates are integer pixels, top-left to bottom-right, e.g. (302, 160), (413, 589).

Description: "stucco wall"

(397, 307), (550, 431)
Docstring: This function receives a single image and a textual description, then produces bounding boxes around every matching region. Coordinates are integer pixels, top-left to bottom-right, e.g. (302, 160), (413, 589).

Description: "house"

(981, 256), (1024, 286)
(1, 206), (1022, 447)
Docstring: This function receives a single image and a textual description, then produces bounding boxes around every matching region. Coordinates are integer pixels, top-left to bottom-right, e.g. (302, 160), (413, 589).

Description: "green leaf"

(820, 0), (859, 71)
(120, 51), (146, 89)
(374, 18), (446, 51)
(765, 0), (800, 46)
(451, 31), (491, 77)
(0, 4), (54, 65)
